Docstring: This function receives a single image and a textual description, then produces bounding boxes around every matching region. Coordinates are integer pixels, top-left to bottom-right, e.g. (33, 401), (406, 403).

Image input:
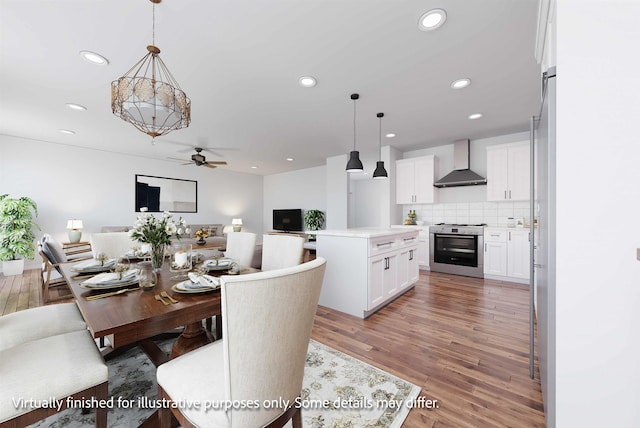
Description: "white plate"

(171, 280), (219, 294)
(80, 278), (139, 290)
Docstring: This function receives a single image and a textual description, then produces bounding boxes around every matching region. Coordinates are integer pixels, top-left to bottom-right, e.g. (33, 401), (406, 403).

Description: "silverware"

(86, 287), (137, 301)
(155, 294), (170, 306)
(161, 291), (179, 304)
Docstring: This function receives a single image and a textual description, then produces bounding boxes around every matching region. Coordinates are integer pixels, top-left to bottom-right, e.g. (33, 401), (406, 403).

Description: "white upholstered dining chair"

(223, 231), (257, 267)
(260, 234), (305, 271)
(89, 232), (135, 260)
(156, 257), (327, 428)
(0, 306), (108, 427)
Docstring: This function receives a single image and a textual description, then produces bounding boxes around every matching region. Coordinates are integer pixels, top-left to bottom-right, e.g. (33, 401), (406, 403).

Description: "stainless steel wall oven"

(429, 224), (485, 278)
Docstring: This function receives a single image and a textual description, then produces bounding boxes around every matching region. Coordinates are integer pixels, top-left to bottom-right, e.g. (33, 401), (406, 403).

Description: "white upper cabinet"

(486, 142), (530, 201)
(396, 155), (437, 204)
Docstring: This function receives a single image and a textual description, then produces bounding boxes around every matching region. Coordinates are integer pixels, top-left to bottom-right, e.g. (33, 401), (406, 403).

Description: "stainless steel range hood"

(433, 139), (487, 188)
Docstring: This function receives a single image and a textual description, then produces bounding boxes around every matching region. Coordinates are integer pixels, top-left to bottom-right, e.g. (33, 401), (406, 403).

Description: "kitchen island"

(314, 228), (419, 318)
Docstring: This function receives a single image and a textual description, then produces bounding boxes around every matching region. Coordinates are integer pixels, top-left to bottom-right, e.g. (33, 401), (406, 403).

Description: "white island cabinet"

(314, 229), (419, 318)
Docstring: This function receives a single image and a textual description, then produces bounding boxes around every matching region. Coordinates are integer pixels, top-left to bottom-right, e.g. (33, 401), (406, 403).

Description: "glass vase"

(150, 243), (165, 272)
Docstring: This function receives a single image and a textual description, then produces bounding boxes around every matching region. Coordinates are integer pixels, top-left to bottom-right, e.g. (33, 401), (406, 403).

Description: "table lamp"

(67, 219), (83, 243)
(232, 218), (243, 232)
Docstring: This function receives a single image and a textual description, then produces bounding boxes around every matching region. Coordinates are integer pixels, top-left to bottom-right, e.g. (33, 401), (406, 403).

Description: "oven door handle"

(435, 234), (476, 239)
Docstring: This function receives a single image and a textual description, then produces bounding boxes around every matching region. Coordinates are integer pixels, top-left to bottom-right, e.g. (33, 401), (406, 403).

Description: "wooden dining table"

(61, 259), (253, 367)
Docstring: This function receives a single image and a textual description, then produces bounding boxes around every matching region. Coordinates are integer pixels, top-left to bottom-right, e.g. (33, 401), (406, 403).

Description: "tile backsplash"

(404, 201), (531, 227)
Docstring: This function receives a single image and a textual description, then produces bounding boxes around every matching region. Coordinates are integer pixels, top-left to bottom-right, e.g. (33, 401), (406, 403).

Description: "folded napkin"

(203, 258), (232, 268)
(185, 272), (219, 289)
(72, 258), (116, 270)
(82, 269), (138, 286)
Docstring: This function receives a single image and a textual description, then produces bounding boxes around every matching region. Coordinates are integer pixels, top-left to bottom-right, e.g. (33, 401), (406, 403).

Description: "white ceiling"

(0, 0), (542, 176)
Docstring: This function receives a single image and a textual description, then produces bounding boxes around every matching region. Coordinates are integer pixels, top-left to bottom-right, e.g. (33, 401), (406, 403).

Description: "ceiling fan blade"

(206, 161), (227, 165)
(203, 163), (217, 169)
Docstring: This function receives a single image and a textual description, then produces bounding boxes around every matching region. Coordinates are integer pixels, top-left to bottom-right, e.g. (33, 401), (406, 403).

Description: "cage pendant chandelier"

(111, 0), (191, 138)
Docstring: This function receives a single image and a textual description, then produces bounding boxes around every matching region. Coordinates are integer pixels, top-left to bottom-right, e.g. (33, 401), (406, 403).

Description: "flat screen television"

(273, 209), (303, 232)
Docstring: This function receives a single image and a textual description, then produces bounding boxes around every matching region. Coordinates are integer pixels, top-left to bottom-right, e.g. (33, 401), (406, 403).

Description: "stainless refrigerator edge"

(531, 66), (556, 428)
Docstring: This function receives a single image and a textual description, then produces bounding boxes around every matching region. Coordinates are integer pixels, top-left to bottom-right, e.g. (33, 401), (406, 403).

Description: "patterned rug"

(29, 339), (420, 428)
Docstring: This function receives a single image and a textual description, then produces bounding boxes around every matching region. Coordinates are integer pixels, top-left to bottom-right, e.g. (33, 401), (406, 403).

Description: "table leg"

(170, 321), (213, 359)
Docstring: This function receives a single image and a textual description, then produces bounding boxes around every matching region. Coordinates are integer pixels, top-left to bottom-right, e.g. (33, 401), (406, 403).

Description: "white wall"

(555, 1), (640, 427)
(326, 154), (349, 230)
(262, 165), (326, 232)
(0, 135), (264, 269)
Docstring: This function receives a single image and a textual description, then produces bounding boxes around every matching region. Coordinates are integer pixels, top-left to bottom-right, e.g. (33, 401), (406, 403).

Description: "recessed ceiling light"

(385, 133), (396, 138)
(418, 9), (447, 31)
(79, 50), (109, 65)
(65, 103), (87, 111)
(251, 165), (258, 169)
(451, 78), (471, 89)
(468, 113), (483, 120)
(286, 157), (294, 162)
(299, 76), (317, 87)
(59, 129), (76, 135)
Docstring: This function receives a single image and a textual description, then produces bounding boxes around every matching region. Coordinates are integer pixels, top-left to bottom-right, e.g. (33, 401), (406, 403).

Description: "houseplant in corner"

(304, 209), (325, 241)
(0, 194), (39, 276)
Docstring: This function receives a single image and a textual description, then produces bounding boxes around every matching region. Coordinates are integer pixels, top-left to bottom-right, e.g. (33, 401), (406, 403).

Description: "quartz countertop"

(314, 228), (419, 238)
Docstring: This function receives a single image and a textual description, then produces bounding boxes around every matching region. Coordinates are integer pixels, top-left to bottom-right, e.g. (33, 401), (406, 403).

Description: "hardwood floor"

(1, 269), (545, 427)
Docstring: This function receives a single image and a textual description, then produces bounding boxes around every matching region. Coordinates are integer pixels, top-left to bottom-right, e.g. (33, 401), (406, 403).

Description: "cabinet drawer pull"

(403, 237), (416, 242)
(490, 234), (501, 237)
(376, 242), (393, 248)
(409, 250), (414, 260)
(504, 190), (507, 199)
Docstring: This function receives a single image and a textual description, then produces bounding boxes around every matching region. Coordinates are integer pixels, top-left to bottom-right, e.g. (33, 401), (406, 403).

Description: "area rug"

(29, 339), (420, 428)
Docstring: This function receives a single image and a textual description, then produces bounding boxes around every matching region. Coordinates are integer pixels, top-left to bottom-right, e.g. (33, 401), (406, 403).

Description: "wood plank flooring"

(1, 269), (545, 427)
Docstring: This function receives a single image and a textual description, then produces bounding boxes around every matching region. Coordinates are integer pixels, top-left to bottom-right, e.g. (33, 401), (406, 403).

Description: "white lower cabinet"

(315, 229), (420, 319)
(507, 229), (530, 280)
(368, 252), (399, 309)
(484, 227), (530, 284)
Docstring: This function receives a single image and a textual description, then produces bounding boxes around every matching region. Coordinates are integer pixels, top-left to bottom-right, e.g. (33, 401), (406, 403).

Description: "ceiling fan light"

(346, 151), (364, 172)
(373, 161), (388, 179)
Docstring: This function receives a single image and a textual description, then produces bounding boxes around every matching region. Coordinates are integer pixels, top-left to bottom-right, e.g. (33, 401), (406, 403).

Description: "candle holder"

(170, 243), (192, 279)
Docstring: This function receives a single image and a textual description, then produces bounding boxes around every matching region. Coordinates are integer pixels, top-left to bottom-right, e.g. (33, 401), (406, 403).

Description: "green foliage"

(0, 194), (39, 261)
(304, 209), (325, 240)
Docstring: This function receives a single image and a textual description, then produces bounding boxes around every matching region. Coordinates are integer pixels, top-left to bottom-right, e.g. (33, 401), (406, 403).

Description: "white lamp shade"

(232, 218), (243, 225)
(67, 219), (83, 229)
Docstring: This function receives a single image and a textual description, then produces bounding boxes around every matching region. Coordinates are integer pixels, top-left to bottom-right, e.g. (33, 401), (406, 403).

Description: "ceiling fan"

(168, 147), (228, 168)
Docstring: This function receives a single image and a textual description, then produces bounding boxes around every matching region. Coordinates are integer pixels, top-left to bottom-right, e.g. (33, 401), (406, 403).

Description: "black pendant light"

(346, 93), (364, 172)
(373, 112), (388, 179)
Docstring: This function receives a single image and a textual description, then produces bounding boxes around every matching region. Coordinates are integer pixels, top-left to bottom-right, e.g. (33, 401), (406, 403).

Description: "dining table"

(61, 255), (256, 367)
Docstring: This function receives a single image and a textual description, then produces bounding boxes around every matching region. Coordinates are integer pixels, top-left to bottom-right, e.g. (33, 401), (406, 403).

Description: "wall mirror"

(135, 174), (198, 213)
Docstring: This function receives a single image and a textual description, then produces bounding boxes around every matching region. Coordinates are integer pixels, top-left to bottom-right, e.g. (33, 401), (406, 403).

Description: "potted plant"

(0, 194), (39, 276)
(303, 209), (325, 241)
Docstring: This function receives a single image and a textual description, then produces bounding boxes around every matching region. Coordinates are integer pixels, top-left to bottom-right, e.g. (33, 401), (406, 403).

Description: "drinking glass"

(137, 261), (157, 290)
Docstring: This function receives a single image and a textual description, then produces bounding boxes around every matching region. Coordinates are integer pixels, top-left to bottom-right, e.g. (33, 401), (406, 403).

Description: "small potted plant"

(194, 228), (209, 245)
(0, 194), (39, 276)
(303, 209), (325, 241)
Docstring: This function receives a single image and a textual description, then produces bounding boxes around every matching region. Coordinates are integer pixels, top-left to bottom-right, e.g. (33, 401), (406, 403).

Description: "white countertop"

(314, 228), (419, 238)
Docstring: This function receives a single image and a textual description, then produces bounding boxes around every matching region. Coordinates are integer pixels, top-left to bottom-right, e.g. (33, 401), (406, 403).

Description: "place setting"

(70, 252), (118, 277)
(171, 266), (222, 294)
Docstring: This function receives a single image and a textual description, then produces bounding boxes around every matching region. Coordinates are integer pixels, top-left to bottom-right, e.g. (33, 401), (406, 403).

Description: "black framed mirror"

(135, 174), (198, 213)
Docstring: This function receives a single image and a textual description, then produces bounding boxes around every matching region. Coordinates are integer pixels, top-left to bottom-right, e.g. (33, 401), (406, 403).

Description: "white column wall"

(555, 1), (640, 426)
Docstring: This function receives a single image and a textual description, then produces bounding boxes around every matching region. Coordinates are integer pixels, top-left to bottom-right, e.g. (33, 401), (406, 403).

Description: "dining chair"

(157, 257), (327, 428)
(0, 307), (108, 427)
(39, 234), (92, 303)
(260, 233), (305, 271)
(89, 232), (135, 260)
(223, 231), (257, 267)
(0, 303), (87, 352)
